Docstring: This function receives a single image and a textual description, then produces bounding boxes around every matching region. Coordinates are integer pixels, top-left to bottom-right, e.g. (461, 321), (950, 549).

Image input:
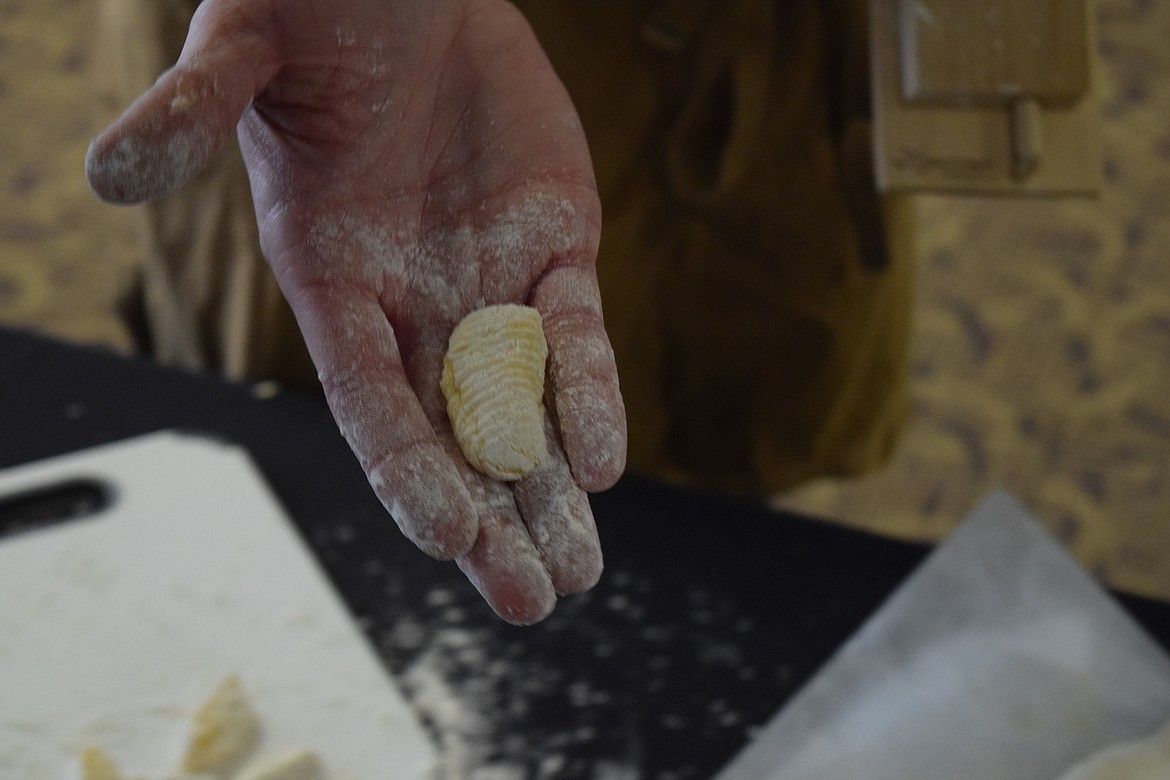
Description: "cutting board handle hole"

(0, 478), (116, 540)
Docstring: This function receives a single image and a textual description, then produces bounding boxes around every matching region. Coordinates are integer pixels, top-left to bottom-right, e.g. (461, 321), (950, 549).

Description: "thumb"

(85, 0), (281, 204)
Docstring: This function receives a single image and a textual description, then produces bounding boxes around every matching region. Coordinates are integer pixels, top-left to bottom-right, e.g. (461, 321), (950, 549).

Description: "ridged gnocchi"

(79, 746), (128, 780)
(181, 675), (260, 774)
(441, 304), (549, 480)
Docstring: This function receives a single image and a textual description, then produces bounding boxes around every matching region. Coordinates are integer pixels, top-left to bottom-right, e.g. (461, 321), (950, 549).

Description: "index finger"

(289, 281), (478, 560)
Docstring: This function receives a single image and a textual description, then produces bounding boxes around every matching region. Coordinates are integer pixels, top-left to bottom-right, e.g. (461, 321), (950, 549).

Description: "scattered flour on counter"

(397, 627), (516, 779)
(383, 593), (641, 780)
(469, 767), (526, 780)
(363, 570), (760, 779)
(592, 762), (639, 780)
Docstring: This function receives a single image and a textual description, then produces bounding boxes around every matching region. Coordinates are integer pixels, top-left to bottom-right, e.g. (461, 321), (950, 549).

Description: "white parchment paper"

(717, 491), (1170, 780)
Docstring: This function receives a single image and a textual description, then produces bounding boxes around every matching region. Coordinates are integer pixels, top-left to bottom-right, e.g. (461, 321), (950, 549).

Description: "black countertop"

(3, 326), (1168, 779)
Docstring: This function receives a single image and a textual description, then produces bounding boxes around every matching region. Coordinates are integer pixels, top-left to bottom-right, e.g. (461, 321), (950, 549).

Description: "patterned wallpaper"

(0, 0), (139, 350)
(1, 0), (1168, 599)
(780, 0), (1170, 601)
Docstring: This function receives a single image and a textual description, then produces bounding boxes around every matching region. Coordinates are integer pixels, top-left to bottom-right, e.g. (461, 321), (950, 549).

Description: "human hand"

(86, 0), (626, 624)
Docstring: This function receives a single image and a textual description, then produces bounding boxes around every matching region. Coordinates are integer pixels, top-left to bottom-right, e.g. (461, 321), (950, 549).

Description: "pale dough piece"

(180, 675), (261, 774)
(441, 304), (549, 480)
(80, 746), (141, 780)
(80, 740), (217, 780)
(1055, 720), (1170, 780)
(234, 750), (323, 780)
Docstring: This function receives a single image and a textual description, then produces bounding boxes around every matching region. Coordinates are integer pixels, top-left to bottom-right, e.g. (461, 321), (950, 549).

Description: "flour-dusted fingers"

(456, 495), (558, 625)
(86, 0), (281, 203)
(291, 284), (478, 560)
(407, 337), (559, 623)
(513, 412), (603, 595)
(532, 266), (627, 492)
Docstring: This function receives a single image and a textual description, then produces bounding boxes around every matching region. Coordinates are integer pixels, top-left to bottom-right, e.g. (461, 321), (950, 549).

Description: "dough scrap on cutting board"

(1055, 720), (1170, 780)
(235, 749), (323, 780)
(80, 745), (141, 780)
(78, 676), (322, 780)
(180, 675), (261, 774)
(441, 304), (549, 481)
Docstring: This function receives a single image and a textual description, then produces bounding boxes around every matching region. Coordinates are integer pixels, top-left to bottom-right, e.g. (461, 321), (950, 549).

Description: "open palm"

(87, 0), (626, 624)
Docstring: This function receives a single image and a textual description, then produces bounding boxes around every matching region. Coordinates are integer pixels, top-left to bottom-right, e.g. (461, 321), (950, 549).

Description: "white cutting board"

(0, 431), (436, 780)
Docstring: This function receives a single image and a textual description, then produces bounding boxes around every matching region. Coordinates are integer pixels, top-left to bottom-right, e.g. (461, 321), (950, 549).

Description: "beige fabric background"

(1, 0), (1168, 599)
